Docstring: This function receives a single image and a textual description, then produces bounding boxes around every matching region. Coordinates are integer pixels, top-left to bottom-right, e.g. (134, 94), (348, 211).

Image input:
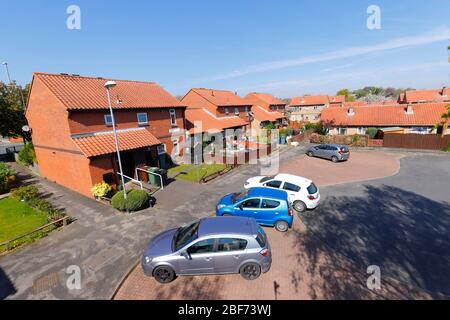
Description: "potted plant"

(91, 182), (113, 202)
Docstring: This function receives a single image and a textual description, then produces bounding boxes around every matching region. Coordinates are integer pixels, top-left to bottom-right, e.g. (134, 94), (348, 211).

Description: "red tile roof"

(329, 95), (345, 104)
(188, 88), (250, 107)
(289, 95), (330, 106)
(321, 103), (449, 127)
(33, 72), (184, 110)
(341, 101), (369, 107)
(72, 128), (161, 157)
(186, 108), (248, 134)
(245, 93), (286, 106)
(252, 106), (284, 122)
(401, 88), (450, 104)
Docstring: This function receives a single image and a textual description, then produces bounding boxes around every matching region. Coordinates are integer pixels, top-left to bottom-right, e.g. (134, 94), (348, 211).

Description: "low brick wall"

(368, 139), (384, 147)
(310, 133), (369, 147)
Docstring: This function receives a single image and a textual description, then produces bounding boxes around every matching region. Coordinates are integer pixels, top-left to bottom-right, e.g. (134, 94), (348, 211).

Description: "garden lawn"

(168, 164), (228, 183)
(0, 198), (49, 243)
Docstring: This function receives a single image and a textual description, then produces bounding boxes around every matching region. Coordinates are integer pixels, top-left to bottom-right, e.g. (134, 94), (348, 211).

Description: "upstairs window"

(157, 144), (166, 155)
(104, 114), (113, 126)
(137, 113), (148, 125)
(169, 109), (177, 126)
(234, 108), (240, 115)
(224, 108), (230, 115)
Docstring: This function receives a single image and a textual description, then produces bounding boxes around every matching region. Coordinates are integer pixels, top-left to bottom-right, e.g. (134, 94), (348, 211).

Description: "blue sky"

(1, 0), (449, 98)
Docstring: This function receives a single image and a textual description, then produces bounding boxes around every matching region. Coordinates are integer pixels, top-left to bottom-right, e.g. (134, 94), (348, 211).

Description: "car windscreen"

(255, 225), (267, 248)
(307, 183), (318, 195)
(173, 220), (200, 252)
(231, 190), (249, 203)
(259, 176), (275, 183)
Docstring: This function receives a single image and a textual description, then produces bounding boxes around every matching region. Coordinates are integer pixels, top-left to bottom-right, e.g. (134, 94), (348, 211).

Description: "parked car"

(244, 174), (320, 213)
(142, 217), (272, 284)
(306, 144), (350, 162)
(216, 187), (293, 232)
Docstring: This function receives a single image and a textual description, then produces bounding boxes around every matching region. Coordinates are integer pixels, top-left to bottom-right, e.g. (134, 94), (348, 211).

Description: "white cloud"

(206, 26), (450, 81)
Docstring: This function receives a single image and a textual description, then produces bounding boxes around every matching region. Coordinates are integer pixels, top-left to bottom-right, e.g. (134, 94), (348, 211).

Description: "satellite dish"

(22, 125), (31, 132)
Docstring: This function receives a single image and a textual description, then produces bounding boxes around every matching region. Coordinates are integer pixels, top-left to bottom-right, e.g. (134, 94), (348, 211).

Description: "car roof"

(248, 187), (288, 200)
(274, 173), (312, 186)
(198, 217), (257, 237)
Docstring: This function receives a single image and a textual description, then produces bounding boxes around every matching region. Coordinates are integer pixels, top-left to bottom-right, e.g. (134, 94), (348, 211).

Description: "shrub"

(91, 182), (112, 198)
(366, 127), (378, 139)
(279, 128), (287, 137)
(111, 191), (129, 211)
(111, 190), (149, 212)
(28, 198), (54, 213)
(0, 163), (16, 194)
(11, 185), (39, 201)
(126, 190), (149, 212)
(18, 143), (36, 166)
(285, 127), (294, 136)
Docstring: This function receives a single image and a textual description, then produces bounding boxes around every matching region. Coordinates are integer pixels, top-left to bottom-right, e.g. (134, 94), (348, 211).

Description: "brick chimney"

(347, 107), (355, 116)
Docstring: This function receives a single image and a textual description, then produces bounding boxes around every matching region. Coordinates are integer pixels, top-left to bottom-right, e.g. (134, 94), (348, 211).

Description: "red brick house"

(243, 92), (286, 128)
(398, 87), (450, 104)
(26, 73), (186, 198)
(181, 88), (250, 135)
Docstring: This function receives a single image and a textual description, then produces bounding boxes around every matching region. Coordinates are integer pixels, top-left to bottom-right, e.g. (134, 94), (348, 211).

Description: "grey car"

(141, 217), (272, 284)
(306, 144), (350, 162)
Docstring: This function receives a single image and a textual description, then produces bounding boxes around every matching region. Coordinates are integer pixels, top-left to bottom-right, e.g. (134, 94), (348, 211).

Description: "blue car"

(216, 187), (294, 232)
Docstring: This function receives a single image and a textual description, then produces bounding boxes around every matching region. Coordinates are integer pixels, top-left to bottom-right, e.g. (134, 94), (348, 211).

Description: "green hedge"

(18, 143), (36, 166)
(111, 190), (149, 212)
(0, 163), (16, 194)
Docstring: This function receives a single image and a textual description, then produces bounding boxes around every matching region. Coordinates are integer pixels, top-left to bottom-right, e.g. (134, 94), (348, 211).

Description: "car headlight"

(217, 204), (226, 210)
(144, 256), (152, 264)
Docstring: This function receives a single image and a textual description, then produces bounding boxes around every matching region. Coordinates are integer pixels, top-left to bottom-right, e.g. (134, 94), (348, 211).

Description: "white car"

(244, 173), (320, 212)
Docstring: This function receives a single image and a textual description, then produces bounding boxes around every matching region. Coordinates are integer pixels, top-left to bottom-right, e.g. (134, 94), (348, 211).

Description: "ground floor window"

(357, 127), (366, 135)
(172, 139), (180, 156)
(157, 144), (166, 155)
(338, 128), (347, 135)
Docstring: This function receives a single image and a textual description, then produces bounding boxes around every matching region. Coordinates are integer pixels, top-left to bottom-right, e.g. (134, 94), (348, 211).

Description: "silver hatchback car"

(141, 217), (272, 284)
(306, 144), (350, 162)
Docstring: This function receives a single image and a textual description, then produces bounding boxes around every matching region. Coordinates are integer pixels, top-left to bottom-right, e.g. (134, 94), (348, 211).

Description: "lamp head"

(104, 80), (117, 89)
(1, 62), (7, 66)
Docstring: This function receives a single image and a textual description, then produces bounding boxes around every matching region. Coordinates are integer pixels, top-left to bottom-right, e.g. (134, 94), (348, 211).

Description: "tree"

(0, 81), (29, 139)
(437, 104), (450, 137)
(336, 89), (355, 102)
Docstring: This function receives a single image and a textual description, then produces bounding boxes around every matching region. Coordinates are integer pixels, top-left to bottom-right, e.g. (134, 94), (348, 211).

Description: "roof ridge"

(33, 72), (157, 85)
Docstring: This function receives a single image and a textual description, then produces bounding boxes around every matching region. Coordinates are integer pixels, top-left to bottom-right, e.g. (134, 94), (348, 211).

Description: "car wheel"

(153, 266), (177, 284)
(240, 263), (261, 280)
(331, 156), (339, 163)
(293, 200), (306, 213)
(307, 151), (314, 157)
(275, 220), (289, 232)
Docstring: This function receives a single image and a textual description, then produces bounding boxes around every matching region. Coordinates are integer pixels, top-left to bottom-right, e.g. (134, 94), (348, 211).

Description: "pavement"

(113, 150), (450, 300)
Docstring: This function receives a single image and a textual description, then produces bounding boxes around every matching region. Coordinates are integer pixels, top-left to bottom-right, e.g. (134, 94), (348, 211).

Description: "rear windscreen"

(307, 183), (318, 195)
(256, 225), (267, 248)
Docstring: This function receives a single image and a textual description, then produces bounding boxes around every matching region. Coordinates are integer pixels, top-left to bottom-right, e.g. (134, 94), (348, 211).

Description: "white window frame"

(137, 113), (148, 125)
(172, 139), (180, 156)
(157, 144), (166, 155)
(169, 109), (177, 126)
(225, 108), (230, 115)
(104, 114), (113, 126)
(234, 108), (240, 115)
(357, 127), (366, 135)
(338, 128), (347, 135)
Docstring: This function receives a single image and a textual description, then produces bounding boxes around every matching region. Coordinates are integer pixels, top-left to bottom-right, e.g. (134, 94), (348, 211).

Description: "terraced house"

(288, 95), (344, 123)
(243, 92), (286, 133)
(26, 73), (186, 197)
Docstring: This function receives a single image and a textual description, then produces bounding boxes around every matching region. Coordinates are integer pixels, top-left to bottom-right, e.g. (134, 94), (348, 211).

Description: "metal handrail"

(135, 168), (164, 190)
(117, 172), (144, 190)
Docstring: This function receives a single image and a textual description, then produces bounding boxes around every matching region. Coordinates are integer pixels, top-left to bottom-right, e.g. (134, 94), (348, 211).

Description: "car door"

(178, 238), (217, 275)
(213, 238), (248, 274)
(282, 182), (301, 203)
(314, 145), (326, 158)
(234, 198), (261, 220)
(260, 199), (282, 225)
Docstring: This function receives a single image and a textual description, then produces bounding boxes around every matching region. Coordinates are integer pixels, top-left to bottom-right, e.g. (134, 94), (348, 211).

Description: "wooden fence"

(383, 134), (450, 150)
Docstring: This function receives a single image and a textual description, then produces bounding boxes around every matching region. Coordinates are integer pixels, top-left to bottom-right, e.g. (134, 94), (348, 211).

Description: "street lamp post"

(104, 81), (127, 199)
(2, 62), (26, 109)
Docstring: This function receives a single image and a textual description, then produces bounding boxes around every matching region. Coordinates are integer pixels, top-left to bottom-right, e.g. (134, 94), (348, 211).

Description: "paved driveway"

(114, 151), (450, 300)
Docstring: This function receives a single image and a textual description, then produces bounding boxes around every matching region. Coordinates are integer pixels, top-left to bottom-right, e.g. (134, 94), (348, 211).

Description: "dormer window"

(169, 109), (177, 126)
(137, 113), (148, 125)
(104, 114), (113, 126)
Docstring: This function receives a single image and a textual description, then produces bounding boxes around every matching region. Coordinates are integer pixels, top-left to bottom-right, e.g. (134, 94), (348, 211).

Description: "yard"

(0, 197), (49, 243)
(168, 163), (229, 183)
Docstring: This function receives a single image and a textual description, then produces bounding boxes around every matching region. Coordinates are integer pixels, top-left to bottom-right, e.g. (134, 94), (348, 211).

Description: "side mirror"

(238, 205), (244, 210)
(180, 251), (190, 259)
